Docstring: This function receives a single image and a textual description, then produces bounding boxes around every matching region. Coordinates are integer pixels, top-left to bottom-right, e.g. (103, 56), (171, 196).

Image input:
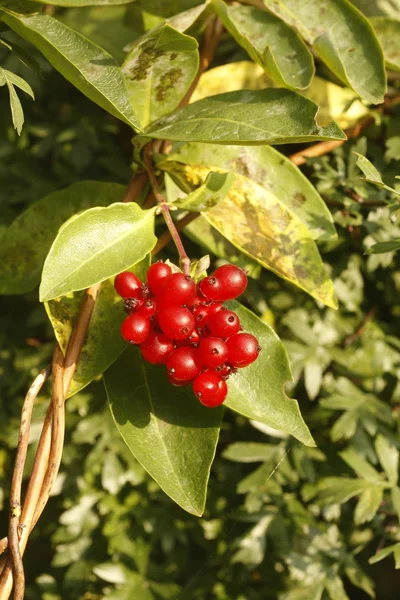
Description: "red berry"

(167, 372), (189, 387)
(114, 272), (142, 299)
(226, 333), (260, 367)
(140, 329), (174, 364)
(158, 306), (195, 340)
(216, 363), (237, 380)
(199, 337), (229, 368)
(175, 329), (201, 347)
(121, 313), (151, 344)
(213, 264), (247, 300)
(198, 276), (223, 301)
(192, 371), (228, 407)
(147, 262), (172, 295)
(207, 309), (241, 338)
(136, 298), (157, 318)
(158, 273), (196, 305)
(166, 347), (201, 381)
(192, 304), (209, 325)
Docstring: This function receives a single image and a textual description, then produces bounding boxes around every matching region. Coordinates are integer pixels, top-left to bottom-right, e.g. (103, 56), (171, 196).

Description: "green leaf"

(142, 88), (345, 145)
(0, 181), (125, 295)
(104, 347), (222, 515)
(2, 13), (141, 131)
(391, 486), (400, 521)
(222, 442), (277, 463)
(213, 1), (314, 90)
(45, 257), (149, 397)
(317, 477), (370, 504)
(161, 142), (337, 241)
(122, 24), (199, 129)
(339, 448), (383, 482)
(40, 203), (156, 301)
(162, 161), (337, 308)
(0, 0), (39, 14)
(0, 67), (34, 134)
(375, 434), (399, 485)
(223, 302), (314, 447)
(354, 486), (383, 524)
(263, 0), (386, 104)
(172, 169), (235, 212)
(355, 152), (400, 195)
(366, 240), (400, 254)
(345, 558), (375, 599)
(371, 17), (400, 71)
(369, 542), (400, 566)
(351, 0), (400, 18)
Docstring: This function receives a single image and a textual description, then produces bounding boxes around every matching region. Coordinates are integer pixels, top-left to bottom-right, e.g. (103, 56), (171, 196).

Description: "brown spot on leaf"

(125, 40), (165, 81)
(155, 68), (183, 102)
(293, 192), (306, 207)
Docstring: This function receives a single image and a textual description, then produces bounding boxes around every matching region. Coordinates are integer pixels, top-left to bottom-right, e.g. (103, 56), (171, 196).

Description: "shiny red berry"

(121, 313), (150, 344)
(175, 329), (201, 347)
(147, 262), (172, 295)
(114, 272), (142, 299)
(167, 372), (189, 387)
(207, 309), (241, 338)
(213, 264), (247, 300)
(192, 371), (228, 407)
(166, 347), (201, 381)
(140, 329), (174, 364)
(198, 276), (223, 301)
(226, 333), (260, 367)
(158, 273), (196, 305)
(199, 337), (229, 368)
(136, 298), (157, 318)
(158, 306), (195, 340)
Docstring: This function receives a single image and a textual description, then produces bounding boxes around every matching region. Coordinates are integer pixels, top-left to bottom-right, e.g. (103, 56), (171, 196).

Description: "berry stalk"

(144, 145), (191, 276)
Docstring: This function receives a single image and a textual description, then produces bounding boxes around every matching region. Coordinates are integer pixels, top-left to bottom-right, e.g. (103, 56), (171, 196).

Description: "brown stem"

(122, 171), (148, 204)
(152, 213), (200, 256)
(344, 307), (377, 346)
(6, 366), (50, 600)
(144, 145), (191, 275)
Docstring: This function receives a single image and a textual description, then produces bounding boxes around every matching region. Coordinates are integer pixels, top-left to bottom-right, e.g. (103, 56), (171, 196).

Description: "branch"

(122, 171), (148, 204)
(144, 145), (191, 275)
(152, 212), (200, 256)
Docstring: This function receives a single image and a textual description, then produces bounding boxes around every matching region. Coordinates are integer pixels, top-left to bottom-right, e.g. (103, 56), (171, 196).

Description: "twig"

(144, 145), (192, 275)
(6, 366), (51, 599)
(344, 307), (377, 346)
(122, 171), (148, 204)
(152, 213), (200, 256)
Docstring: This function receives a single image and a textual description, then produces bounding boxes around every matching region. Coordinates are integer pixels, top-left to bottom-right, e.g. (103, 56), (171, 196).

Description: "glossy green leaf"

(370, 17), (400, 71)
(223, 302), (314, 447)
(162, 161), (337, 308)
(122, 24), (199, 129)
(104, 347), (222, 515)
(40, 203), (156, 301)
(45, 258), (149, 397)
(355, 152), (400, 196)
(366, 240), (400, 254)
(167, 3), (210, 32)
(0, 0), (38, 14)
(223, 442), (277, 463)
(143, 88), (345, 145)
(263, 0), (386, 104)
(0, 181), (125, 295)
(213, 1), (314, 90)
(163, 142), (337, 241)
(2, 13), (141, 131)
(172, 169), (235, 212)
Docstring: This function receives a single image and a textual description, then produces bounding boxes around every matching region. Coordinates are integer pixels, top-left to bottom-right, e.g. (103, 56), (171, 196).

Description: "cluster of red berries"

(114, 262), (260, 407)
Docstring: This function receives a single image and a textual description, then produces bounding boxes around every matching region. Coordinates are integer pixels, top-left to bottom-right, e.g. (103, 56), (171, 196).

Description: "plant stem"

(144, 145), (191, 275)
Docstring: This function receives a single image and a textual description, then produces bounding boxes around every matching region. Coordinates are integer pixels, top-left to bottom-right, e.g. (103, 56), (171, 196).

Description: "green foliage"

(1, 0), (400, 598)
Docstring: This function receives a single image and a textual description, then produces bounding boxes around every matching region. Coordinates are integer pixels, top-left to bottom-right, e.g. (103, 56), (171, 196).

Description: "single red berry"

(226, 333), (260, 367)
(213, 264), (247, 300)
(158, 306), (195, 340)
(114, 271), (142, 299)
(206, 302), (223, 317)
(121, 313), (151, 344)
(167, 372), (189, 387)
(199, 337), (229, 368)
(192, 304), (210, 325)
(188, 293), (205, 307)
(166, 347), (202, 381)
(158, 273), (196, 306)
(207, 309), (241, 338)
(140, 329), (174, 364)
(123, 297), (144, 314)
(136, 298), (157, 318)
(192, 371), (228, 407)
(147, 262), (172, 295)
(198, 276), (223, 301)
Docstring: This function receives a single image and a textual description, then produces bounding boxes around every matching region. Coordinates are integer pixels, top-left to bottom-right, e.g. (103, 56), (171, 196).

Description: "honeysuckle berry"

(207, 309), (240, 338)
(166, 346), (201, 381)
(226, 333), (261, 367)
(212, 264), (247, 300)
(192, 371), (228, 407)
(146, 261), (172, 295)
(199, 336), (229, 368)
(114, 271), (142, 299)
(121, 313), (151, 345)
(158, 273), (196, 306)
(136, 298), (157, 318)
(158, 305), (196, 340)
(198, 276), (223, 301)
(139, 329), (174, 364)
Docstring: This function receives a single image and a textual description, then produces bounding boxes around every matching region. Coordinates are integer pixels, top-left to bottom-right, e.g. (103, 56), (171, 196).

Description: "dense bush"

(1, 1), (400, 599)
